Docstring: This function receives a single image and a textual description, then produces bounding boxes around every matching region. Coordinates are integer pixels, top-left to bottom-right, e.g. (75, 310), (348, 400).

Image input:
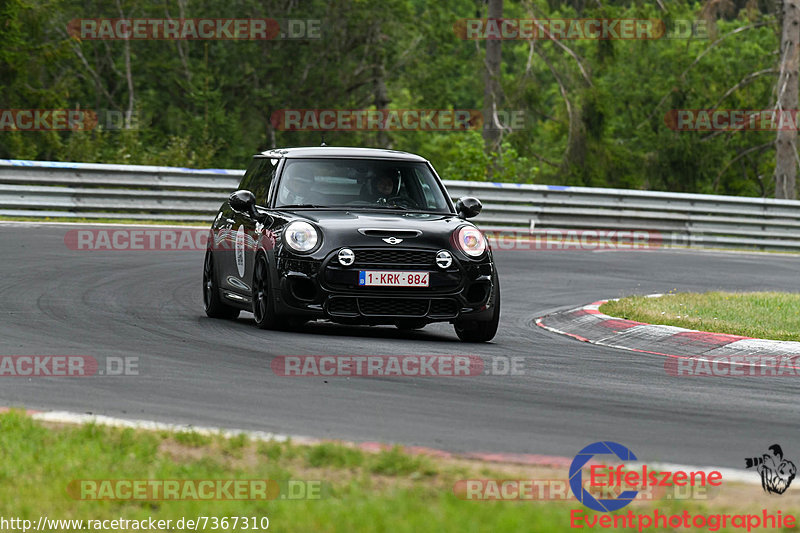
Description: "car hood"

(277, 209), (471, 251)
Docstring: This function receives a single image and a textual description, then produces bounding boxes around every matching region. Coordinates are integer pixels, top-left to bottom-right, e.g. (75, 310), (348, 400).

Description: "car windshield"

(275, 158), (452, 212)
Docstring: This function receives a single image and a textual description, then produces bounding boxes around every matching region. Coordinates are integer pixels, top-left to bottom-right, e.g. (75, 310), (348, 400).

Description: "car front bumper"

(273, 247), (497, 324)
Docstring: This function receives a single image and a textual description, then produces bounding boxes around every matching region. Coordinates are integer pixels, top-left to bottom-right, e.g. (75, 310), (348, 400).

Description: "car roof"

(255, 146), (428, 162)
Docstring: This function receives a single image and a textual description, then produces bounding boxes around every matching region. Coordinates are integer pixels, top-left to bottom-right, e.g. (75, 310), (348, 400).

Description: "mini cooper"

(203, 146), (499, 342)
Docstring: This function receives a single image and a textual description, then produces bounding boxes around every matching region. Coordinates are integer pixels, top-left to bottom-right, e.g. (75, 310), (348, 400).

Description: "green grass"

(306, 442), (365, 469)
(174, 430), (212, 447)
(600, 291), (800, 341)
(0, 412), (571, 532)
(1, 410), (795, 532)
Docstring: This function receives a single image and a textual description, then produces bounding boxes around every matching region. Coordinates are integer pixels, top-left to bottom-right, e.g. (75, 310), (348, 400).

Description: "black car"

(202, 146), (499, 342)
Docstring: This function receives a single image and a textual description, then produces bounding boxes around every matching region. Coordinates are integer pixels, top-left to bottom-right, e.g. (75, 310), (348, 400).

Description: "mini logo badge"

(382, 237), (403, 245)
(746, 444), (796, 494)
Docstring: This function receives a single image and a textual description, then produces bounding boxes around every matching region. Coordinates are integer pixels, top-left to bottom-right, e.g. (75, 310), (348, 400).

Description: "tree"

(482, 0), (503, 167)
(774, 0), (799, 199)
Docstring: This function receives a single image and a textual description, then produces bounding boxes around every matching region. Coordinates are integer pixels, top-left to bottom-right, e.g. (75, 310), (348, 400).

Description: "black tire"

(203, 250), (240, 319)
(396, 319), (427, 331)
(252, 254), (285, 330)
(454, 278), (500, 342)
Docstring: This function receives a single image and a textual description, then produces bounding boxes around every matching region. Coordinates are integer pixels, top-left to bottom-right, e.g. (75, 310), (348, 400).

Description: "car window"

(408, 167), (446, 210)
(275, 158), (450, 212)
(238, 157), (276, 206)
(420, 182), (436, 208)
(238, 159), (259, 191)
(314, 175), (362, 195)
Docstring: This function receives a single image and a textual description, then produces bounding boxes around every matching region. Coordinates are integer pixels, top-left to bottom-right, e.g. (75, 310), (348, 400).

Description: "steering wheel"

(385, 196), (420, 209)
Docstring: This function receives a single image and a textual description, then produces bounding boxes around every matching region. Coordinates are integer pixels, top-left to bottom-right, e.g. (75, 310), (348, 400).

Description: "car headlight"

(284, 221), (319, 253)
(455, 226), (486, 257)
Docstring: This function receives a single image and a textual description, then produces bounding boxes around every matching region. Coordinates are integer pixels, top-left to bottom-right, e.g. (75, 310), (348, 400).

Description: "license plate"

(359, 271), (429, 287)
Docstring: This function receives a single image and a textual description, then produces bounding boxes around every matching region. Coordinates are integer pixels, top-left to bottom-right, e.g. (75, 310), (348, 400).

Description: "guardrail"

(2, 158), (800, 251)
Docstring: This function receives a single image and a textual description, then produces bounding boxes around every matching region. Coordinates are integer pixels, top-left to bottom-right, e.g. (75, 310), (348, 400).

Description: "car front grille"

(359, 298), (428, 316)
(328, 297), (359, 315)
(353, 249), (435, 266)
(326, 296), (459, 319)
(429, 298), (459, 317)
(323, 247), (462, 294)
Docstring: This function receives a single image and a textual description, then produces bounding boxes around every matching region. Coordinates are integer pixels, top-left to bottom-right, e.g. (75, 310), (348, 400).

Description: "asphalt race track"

(2, 223), (798, 468)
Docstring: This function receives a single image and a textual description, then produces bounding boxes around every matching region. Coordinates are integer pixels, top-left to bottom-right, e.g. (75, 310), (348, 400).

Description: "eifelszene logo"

(569, 441), (639, 512)
(569, 441), (723, 512)
(745, 444), (796, 495)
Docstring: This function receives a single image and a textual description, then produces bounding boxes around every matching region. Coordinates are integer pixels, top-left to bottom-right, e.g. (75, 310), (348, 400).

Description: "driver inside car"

(360, 169), (401, 205)
(375, 173), (396, 200)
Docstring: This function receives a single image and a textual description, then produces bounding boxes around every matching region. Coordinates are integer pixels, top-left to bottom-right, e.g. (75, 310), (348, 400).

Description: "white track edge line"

(31, 410), (315, 444)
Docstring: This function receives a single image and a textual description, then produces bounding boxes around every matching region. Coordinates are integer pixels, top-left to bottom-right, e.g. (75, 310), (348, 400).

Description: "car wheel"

(203, 250), (240, 319)
(396, 319), (427, 331)
(252, 254), (285, 330)
(454, 278), (500, 342)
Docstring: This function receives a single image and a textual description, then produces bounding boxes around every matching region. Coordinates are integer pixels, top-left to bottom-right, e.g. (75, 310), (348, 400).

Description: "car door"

(223, 157), (279, 297)
(215, 158), (264, 296)
(212, 160), (253, 296)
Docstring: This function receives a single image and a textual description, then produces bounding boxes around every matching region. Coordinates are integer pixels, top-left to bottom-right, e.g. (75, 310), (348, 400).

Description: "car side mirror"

(455, 196), (482, 219)
(230, 190), (271, 223)
(229, 189), (257, 217)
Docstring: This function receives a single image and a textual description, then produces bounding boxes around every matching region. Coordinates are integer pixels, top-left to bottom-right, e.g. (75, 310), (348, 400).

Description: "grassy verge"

(2, 411), (799, 532)
(600, 291), (800, 341)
